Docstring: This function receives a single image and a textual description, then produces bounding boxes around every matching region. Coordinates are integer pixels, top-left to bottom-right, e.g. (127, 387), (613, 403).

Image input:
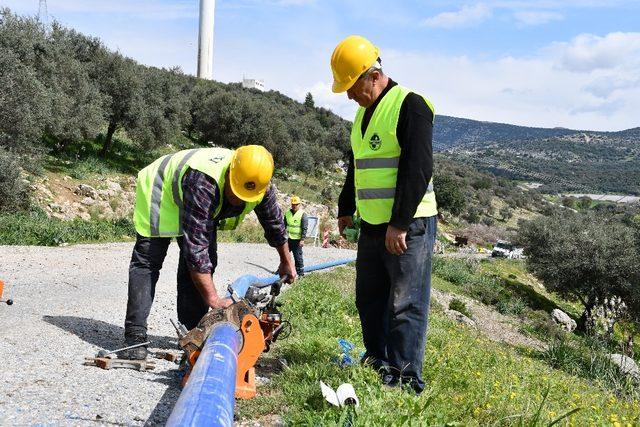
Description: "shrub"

(0, 149), (31, 213)
(496, 296), (527, 316)
(449, 298), (472, 318)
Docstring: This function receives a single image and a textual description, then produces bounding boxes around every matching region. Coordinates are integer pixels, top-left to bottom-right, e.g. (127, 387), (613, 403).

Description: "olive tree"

(517, 212), (640, 331)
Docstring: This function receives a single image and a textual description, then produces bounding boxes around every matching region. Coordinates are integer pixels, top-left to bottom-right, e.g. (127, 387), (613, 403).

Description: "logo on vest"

(369, 133), (382, 151)
(244, 181), (256, 191)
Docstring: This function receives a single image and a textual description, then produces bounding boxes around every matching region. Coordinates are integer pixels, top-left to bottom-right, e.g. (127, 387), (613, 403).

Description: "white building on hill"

(242, 78), (265, 92)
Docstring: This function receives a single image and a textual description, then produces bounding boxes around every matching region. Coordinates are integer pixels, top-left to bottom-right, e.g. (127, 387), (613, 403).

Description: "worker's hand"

(338, 216), (353, 237)
(208, 296), (233, 310)
(278, 259), (297, 284)
(299, 240), (305, 247)
(385, 225), (408, 256)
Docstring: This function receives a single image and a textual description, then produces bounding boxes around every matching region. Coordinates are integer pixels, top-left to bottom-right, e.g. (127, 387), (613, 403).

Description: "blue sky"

(2, 0), (640, 131)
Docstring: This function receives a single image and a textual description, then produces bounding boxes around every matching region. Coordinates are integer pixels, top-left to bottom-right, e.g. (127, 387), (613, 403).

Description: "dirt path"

(0, 242), (355, 425)
(432, 289), (546, 351)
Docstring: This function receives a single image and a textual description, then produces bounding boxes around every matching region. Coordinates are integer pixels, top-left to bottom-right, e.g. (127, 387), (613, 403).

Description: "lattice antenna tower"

(38, 0), (49, 29)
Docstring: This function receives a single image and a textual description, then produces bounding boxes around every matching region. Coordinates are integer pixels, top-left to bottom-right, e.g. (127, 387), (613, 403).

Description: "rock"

(106, 181), (122, 193)
(551, 309), (576, 332)
(446, 309), (476, 327)
(81, 197), (96, 206)
(49, 203), (63, 213)
(75, 184), (97, 199)
(255, 375), (270, 386)
(609, 354), (640, 380)
(79, 212), (91, 221)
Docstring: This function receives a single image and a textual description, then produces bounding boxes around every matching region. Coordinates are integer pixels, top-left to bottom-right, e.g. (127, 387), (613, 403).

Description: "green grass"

(236, 266), (640, 425)
(273, 169), (340, 206)
(217, 221), (269, 244)
(44, 133), (202, 178)
(0, 209), (135, 246)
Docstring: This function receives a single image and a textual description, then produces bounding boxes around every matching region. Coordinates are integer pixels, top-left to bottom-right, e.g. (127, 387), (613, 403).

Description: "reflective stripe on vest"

(285, 209), (304, 240)
(351, 85), (437, 225)
(133, 148), (261, 237)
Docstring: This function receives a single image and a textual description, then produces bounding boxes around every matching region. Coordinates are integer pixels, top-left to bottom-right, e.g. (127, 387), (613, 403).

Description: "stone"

(609, 354), (640, 380)
(105, 181), (122, 193)
(81, 197), (96, 206)
(49, 203), (63, 213)
(75, 184), (97, 199)
(551, 309), (577, 332)
(446, 309), (477, 328)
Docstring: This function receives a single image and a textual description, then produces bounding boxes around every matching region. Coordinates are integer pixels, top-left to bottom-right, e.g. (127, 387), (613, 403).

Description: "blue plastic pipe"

(168, 257), (355, 425)
(166, 322), (240, 427)
(227, 257), (356, 298)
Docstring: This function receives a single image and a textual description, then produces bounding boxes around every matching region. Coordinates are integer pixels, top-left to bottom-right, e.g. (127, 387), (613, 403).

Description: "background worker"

(284, 196), (308, 277)
(122, 145), (297, 360)
(331, 35), (438, 394)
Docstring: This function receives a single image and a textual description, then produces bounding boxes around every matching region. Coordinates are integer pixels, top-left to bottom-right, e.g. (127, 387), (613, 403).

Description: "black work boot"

(119, 332), (149, 360)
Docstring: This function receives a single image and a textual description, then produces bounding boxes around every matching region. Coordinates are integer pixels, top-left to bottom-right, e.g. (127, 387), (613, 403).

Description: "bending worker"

(122, 145), (297, 360)
(331, 35), (438, 393)
(284, 196), (308, 277)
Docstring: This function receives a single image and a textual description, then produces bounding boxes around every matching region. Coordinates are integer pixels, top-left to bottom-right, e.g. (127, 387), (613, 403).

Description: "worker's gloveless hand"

(299, 240), (304, 247)
(385, 225), (408, 256)
(209, 296), (233, 310)
(338, 216), (353, 237)
(278, 260), (297, 284)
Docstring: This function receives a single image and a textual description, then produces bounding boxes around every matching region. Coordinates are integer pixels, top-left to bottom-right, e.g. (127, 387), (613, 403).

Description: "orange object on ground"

(235, 314), (264, 399)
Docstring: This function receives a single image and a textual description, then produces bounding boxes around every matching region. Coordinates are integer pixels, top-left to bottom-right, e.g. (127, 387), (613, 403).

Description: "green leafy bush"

(0, 149), (31, 213)
(449, 298), (472, 318)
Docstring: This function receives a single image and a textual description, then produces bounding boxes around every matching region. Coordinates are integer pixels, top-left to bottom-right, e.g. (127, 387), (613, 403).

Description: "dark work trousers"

(355, 215), (437, 392)
(124, 232), (218, 338)
(288, 238), (305, 276)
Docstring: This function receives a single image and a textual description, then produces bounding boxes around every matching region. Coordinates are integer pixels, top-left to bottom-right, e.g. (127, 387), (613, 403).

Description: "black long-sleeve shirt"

(337, 79), (434, 233)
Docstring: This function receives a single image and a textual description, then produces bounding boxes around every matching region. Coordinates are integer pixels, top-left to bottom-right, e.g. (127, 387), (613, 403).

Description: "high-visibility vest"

(351, 85), (438, 225)
(285, 209), (304, 240)
(133, 147), (261, 237)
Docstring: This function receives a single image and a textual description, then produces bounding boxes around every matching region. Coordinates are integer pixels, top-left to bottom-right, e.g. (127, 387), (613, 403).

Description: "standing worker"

(331, 35), (438, 393)
(284, 196), (308, 277)
(122, 145), (297, 360)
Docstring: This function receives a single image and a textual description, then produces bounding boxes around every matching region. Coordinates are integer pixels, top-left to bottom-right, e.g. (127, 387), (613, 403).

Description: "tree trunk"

(577, 305), (594, 334)
(101, 120), (117, 157)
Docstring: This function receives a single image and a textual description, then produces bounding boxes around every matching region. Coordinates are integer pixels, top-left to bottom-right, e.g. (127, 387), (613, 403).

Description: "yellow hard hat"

(330, 35), (379, 93)
(229, 145), (274, 202)
(291, 196), (301, 205)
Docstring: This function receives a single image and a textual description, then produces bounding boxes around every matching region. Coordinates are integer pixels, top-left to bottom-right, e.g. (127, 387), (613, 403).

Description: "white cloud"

(584, 77), (640, 99)
(550, 32), (640, 73)
(213, 30), (640, 131)
(513, 10), (563, 25)
(422, 4), (492, 29)
(294, 81), (356, 119)
(375, 32), (640, 131)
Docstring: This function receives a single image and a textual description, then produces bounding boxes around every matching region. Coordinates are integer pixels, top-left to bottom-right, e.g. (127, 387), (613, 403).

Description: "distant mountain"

(433, 116), (578, 150)
(432, 115), (640, 195)
(444, 131), (640, 195)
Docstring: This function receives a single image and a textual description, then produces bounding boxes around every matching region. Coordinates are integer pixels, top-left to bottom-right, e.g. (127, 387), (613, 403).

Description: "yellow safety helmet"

(291, 196), (301, 205)
(229, 145), (274, 202)
(330, 35), (379, 93)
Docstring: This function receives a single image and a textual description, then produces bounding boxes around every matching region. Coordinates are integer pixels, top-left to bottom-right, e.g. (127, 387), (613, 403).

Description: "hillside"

(432, 115), (577, 150)
(444, 131), (640, 195)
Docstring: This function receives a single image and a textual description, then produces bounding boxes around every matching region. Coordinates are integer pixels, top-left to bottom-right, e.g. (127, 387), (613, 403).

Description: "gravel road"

(0, 242), (355, 426)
